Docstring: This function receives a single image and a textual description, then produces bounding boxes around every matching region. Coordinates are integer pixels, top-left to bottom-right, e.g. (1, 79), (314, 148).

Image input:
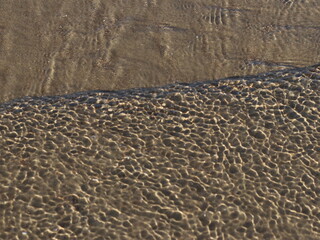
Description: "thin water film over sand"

(0, 64), (319, 239)
(1, 0), (320, 103)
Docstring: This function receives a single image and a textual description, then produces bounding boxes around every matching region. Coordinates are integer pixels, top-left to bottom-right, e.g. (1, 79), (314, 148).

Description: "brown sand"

(0, 64), (319, 239)
(1, 0), (320, 103)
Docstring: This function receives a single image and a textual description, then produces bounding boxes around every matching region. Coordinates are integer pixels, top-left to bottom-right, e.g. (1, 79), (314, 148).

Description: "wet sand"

(0, 64), (319, 239)
(1, 0), (320, 103)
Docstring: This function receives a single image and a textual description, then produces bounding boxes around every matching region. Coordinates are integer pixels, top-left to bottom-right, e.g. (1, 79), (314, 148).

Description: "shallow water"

(0, 65), (319, 239)
(1, 1), (320, 239)
(1, 0), (320, 103)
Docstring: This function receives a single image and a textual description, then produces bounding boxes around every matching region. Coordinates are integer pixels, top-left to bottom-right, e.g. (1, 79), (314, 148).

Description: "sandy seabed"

(0, 65), (319, 239)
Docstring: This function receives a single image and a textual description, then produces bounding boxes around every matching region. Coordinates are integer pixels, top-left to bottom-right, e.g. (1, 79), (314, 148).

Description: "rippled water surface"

(0, 0), (320, 102)
(0, 1), (320, 240)
(0, 65), (319, 239)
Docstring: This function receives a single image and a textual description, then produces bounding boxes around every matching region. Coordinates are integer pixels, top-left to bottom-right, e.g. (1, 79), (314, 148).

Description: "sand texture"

(1, 0), (320, 103)
(0, 65), (319, 239)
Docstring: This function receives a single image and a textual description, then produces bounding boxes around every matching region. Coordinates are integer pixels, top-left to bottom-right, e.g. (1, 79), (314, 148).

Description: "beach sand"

(1, 0), (320, 103)
(0, 64), (319, 239)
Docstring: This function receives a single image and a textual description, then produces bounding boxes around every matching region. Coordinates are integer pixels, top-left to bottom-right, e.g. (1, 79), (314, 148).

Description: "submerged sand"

(1, 0), (320, 103)
(0, 65), (319, 239)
